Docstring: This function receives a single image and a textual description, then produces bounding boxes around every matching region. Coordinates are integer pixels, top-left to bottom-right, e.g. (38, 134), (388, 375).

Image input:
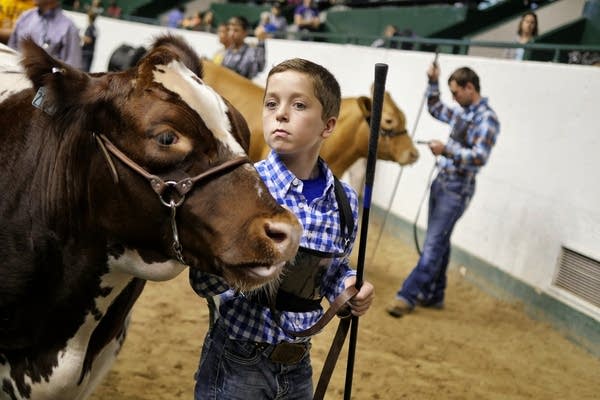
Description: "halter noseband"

(94, 133), (250, 264)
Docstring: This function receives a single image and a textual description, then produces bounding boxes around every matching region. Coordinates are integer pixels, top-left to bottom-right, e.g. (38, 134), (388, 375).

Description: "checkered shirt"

(189, 151), (359, 343)
(427, 82), (500, 175)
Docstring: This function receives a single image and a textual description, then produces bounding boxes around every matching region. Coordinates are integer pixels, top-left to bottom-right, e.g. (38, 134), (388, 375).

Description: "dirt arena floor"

(89, 222), (600, 400)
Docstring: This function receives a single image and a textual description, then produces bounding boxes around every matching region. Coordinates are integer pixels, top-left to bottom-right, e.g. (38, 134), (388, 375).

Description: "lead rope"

(169, 200), (185, 264)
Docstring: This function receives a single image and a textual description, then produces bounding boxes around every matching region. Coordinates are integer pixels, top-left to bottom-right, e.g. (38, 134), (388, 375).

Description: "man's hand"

(428, 139), (445, 156)
(344, 276), (375, 317)
(427, 62), (440, 83)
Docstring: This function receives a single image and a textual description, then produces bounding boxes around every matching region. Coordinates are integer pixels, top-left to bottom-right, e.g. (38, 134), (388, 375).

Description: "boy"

(190, 58), (375, 399)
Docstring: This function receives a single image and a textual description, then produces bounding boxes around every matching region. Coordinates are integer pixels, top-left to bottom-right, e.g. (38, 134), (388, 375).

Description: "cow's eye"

(155, 132), (177, 146)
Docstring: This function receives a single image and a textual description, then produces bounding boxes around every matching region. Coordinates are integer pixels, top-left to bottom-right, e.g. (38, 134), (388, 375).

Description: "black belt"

(257, 341), (311, 365)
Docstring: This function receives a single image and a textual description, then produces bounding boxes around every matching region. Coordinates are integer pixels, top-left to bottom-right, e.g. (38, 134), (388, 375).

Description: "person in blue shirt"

(166, 5), (185, 28)
(190, 58), (375, 400)
(8, 0), (82, 69)
(387, 63), (500, 318)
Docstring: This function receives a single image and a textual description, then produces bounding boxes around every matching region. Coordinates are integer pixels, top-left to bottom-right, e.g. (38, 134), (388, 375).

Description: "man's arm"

(426, 63), (454, 124)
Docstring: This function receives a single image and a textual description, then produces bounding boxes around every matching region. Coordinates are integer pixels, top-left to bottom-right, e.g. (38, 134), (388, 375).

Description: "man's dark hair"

(448, 67), (480, 93)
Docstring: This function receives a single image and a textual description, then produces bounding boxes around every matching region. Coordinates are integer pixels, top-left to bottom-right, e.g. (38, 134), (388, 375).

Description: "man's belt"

(440, 169), (475, 179)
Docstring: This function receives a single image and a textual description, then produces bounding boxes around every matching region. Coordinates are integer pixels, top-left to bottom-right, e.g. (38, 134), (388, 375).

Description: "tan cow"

(201, 59), (419, 177)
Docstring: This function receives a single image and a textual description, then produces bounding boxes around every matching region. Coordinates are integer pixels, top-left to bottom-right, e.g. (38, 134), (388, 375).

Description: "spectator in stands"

(181, 11), (203, 30)
(201, 10), (215, 32)
(254, 2), (288, 39)
(8, 0), (82, 69)
(166, 4), (185, 28)
(505, 11), (538, 60)
(81, 11), (98, 72)
(86, 0), (103, 16)
(106, 1), (122, 18)
(291, 0), (321, 39)
(372, 25), (416, 50)
(0, 0), (35, 44)
(222, 16), (266, 79)
(183, 10), (214, 32)
(212, 22), (230, 65)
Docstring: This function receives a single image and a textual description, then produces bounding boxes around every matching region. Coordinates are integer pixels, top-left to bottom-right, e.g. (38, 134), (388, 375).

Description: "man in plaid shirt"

(387, 64), (500, 318)
(190, 58), (374, 399)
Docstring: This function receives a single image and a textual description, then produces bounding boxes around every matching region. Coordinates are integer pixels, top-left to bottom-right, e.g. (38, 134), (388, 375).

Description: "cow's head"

(357, 88), (419, 166)
(19, 34), (301, 291)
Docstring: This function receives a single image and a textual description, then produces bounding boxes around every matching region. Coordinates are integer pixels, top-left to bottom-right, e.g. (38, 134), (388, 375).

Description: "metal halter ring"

(157, 181), (186, 208)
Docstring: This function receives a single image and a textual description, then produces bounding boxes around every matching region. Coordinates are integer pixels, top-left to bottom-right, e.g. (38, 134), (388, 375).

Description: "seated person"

(255, 2), (288, 39)
(222, 16), (266, 79)
(292, 0), (321, 35)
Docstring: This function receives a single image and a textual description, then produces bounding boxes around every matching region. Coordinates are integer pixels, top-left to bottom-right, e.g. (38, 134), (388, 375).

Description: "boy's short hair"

(267, 58), (341, 120)
(228, 16), (249, 31)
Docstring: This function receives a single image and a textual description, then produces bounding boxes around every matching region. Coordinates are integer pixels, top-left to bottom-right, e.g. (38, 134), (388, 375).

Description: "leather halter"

(94, 133), (250, 264)
(365, 115), (408, 137)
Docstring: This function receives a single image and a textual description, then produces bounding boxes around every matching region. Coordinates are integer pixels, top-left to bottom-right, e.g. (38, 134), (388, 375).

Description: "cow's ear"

(20, 39), (89, 114)
(357, 96), (372, 117)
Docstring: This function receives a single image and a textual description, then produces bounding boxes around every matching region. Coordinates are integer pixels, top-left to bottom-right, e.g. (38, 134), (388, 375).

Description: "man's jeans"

(397, 172), (475, 306)
(194, 319), (313, 400)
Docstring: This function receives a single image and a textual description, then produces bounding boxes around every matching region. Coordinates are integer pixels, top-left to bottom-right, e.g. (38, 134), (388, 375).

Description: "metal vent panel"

(553, 247), (600, 308)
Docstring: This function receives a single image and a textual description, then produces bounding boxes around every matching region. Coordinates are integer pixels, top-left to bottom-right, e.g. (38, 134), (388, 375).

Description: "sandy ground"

(89, 223), (600, 400)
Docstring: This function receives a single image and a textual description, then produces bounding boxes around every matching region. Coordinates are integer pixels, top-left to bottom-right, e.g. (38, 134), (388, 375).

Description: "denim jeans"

(194, 319), (313, 400)
(397, 172), (475, 306)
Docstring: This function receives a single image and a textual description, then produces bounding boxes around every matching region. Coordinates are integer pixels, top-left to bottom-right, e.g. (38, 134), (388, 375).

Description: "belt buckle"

(269, 342), (309, 365)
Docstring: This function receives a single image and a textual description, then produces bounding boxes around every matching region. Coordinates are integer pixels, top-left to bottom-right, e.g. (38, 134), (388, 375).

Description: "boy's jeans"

(397, 172), (475, 306)
(194, 319), (313, 400)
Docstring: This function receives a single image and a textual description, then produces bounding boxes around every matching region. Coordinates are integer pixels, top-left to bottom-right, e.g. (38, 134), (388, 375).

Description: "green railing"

(282, 32), (600, 64)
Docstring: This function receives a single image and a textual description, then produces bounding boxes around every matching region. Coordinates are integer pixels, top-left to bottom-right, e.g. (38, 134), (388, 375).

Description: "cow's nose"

(410, 147), (419, 162)
(263, 219), (301, 261)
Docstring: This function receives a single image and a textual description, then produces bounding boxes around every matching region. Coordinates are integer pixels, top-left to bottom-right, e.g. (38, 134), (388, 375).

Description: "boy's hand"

(344, 276), (375, 317)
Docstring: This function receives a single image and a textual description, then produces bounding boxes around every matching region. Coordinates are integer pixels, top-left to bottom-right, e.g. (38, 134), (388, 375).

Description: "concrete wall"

(66, 12), (600, 322)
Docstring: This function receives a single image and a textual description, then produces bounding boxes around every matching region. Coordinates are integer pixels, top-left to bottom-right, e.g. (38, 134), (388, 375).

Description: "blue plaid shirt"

(427, 82), (500, 176)
(189, 151), (359, 343)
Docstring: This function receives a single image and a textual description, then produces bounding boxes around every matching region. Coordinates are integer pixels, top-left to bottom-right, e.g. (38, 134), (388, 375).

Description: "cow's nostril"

(265, 222), (288, 243)
(263, 219), (301, 260)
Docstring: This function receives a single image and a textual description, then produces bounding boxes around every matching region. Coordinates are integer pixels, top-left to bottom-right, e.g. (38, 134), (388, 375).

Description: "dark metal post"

(343, 63), (388, 400)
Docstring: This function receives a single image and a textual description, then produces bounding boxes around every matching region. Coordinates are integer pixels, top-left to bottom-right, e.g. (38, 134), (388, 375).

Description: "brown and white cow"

(201, 59), (419, 177)
(0, 36), (301, 399)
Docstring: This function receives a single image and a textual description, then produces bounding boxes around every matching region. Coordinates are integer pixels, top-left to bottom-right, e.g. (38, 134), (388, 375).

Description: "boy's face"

(262, 70), (336, 157)
(228, 23), (246, 47)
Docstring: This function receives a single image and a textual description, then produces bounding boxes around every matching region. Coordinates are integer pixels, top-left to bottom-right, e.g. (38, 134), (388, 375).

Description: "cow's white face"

(152, 60), (246, 156)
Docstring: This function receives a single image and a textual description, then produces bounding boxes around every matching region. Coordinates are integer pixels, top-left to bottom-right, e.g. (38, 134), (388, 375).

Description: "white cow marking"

(152, 60), (245, 156)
